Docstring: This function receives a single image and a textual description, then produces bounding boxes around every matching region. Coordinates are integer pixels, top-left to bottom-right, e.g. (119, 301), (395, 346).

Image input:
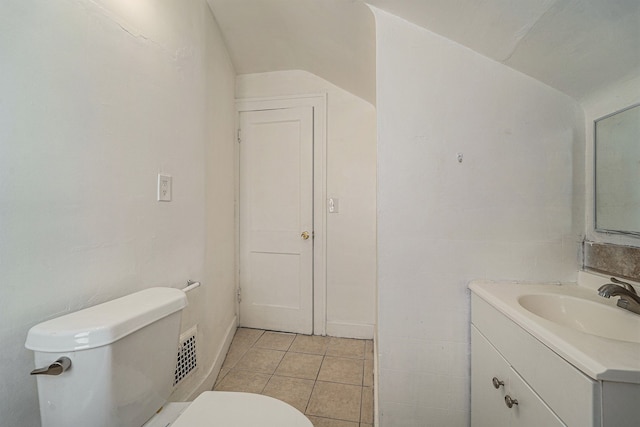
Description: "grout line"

(359, 383), (364, 424)
(253, 330), (275, 394)
(259, 373), (272, 395)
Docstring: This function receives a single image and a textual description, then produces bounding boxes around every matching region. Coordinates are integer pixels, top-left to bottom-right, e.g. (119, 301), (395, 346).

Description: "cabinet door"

(472, 326), (511, 427)
(472, 326), (566, 427)
(508, 368), (565, 427)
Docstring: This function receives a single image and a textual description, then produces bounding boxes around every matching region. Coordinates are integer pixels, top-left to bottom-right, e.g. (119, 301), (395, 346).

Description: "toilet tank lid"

(25, 287), (187, 352)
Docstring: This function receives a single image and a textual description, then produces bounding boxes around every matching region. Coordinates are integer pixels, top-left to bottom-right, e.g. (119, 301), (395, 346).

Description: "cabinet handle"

(492, 377), (504, 389)
(504, 395), (519, 408)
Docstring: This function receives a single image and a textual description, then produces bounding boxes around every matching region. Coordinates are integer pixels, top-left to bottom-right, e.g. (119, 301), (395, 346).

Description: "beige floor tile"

(360, 387), (374, 424)
(221, 328), (265, 369)
(306, 416), (359, 427)
(275, 352), (324, 380)
(213, 369), (270, 393)
(234, 347), (285, 374)
(306, 381), (362, 422)
(364, 340), (374, 360)
(326, 338), (365, 359)
(261, 375), (315, 413)
(254, 331), (296, 350)
(317, 357), (364, 385)
(363, 359), (373, 387)
(217, 332), (374, 423)
(214, 366), (231, 386)
(233, 328), (265, 347)
(221, 343), (248, 370)
(290, 335), (331, 355)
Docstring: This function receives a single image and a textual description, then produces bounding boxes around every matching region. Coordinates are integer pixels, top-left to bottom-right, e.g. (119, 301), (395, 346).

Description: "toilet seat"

(169, 391), (313, 427)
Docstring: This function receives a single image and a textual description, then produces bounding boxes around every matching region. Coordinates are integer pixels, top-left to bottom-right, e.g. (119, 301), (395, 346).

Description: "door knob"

(301, 231), (310, 240)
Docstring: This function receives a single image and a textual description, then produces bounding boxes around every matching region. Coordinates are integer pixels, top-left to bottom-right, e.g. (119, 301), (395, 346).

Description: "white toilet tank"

(25, 287), (188, 427)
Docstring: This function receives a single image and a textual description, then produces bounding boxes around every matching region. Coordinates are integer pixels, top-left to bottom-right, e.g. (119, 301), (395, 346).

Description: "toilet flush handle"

(30, 357), (72, 376)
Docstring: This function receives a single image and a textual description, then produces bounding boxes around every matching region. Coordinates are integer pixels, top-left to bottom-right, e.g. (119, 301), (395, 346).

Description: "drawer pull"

(504, 395), (519, 408)
(492, 377), (504, 389)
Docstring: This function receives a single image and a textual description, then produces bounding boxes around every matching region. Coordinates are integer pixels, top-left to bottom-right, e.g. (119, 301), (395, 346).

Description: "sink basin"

(518, 294), (640, 343)
(470, 275), (640, 383)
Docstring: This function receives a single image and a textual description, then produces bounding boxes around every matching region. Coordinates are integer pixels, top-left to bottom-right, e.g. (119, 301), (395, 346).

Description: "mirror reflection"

(595, 103), (640, 235)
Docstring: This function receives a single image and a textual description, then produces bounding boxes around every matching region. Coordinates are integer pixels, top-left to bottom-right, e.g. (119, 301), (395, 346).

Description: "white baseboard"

(326, 321), (374, 339)
(186, 315), (237, 400)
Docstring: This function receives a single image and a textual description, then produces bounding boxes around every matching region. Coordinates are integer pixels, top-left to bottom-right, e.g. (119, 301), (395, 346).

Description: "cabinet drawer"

(472, 294), (600, 427)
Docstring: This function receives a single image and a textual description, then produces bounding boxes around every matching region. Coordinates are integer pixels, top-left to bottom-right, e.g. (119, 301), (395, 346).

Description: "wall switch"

(328, 198), (339, 213)
(158, 174), (172, 202)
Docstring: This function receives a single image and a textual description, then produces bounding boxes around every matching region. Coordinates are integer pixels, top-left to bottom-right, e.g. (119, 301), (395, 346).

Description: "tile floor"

(214, 328), (374, 427)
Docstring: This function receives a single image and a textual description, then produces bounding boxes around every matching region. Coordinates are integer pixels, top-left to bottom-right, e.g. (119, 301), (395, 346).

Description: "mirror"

(595, 103), (640, 235)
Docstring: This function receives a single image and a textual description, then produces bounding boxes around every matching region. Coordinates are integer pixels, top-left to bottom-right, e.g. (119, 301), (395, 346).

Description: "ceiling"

(206, 0), (376, 104)
(207, 0), (640, 104)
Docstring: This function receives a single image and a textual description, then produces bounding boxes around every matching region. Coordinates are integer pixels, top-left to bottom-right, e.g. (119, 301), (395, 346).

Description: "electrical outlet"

(158, 174), (172, 202)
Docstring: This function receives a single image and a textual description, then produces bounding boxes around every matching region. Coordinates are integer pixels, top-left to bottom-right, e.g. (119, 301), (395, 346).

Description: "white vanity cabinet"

(470, 278), (640, 427)
(471, 293), (599, 427)
(471, 326), (565, 427)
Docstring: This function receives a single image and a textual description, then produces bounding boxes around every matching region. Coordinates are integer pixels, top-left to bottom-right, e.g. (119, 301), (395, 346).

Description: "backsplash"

(583, 241), (640, 281)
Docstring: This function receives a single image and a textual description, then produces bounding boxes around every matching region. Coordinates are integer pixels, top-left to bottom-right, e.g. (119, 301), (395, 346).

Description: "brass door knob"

(301, 231), (310, 240)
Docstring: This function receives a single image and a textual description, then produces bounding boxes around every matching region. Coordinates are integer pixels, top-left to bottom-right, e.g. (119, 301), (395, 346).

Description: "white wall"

(0, 1), (236, 425)
(583, 74), (640, 247)
(236, 70), (377, 338)
(372, 8), (585, 426)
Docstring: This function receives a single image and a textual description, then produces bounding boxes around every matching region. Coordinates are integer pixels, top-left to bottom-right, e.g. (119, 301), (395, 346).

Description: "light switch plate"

(328, 198), (339, 213)
(158, 174), (172, 202)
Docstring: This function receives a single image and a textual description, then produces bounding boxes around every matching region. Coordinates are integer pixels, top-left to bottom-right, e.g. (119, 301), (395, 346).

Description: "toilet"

(25, 287), (312, 427)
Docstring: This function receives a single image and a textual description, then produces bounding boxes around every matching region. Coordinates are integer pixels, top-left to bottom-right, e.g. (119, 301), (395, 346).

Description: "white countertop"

(469, 271), (640, 384)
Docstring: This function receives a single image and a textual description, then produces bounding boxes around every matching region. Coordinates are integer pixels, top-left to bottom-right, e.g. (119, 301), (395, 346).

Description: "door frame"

(235, 94), (327, 336)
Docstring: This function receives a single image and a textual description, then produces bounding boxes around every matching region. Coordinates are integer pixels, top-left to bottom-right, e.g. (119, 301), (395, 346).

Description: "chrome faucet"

(598, 277), (640, 315)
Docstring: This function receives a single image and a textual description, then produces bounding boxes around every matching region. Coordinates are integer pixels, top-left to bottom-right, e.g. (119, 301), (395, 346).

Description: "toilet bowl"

(144, 391), (312, 426)
(25, 287), (312, 427)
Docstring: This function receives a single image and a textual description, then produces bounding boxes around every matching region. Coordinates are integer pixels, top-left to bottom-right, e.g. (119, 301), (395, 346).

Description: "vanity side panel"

(601, 381), (640, 427)
(472, 294), (600, 427)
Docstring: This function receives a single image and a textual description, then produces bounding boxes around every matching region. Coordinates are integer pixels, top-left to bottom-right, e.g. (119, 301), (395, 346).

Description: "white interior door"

(239, 106), (314, 334)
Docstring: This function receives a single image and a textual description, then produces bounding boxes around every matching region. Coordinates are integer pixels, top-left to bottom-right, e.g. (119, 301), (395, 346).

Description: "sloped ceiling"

(368, 0), (640, 101)
(206, 0), (376, 105)
(207, 0), (640, 104)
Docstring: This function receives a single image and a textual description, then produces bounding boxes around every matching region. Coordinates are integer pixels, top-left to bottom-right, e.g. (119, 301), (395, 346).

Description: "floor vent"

(174, 326), (197, 387)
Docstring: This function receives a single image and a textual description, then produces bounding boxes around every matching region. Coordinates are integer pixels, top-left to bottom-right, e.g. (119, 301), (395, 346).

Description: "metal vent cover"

(174, 326), (197, 386)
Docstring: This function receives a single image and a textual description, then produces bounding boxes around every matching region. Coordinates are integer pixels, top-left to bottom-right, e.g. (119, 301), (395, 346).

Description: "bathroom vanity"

(470, 272), (640, 427)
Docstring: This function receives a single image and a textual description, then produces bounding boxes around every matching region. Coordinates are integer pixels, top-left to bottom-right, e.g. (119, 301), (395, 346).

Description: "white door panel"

(239, 106), (313, 334)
